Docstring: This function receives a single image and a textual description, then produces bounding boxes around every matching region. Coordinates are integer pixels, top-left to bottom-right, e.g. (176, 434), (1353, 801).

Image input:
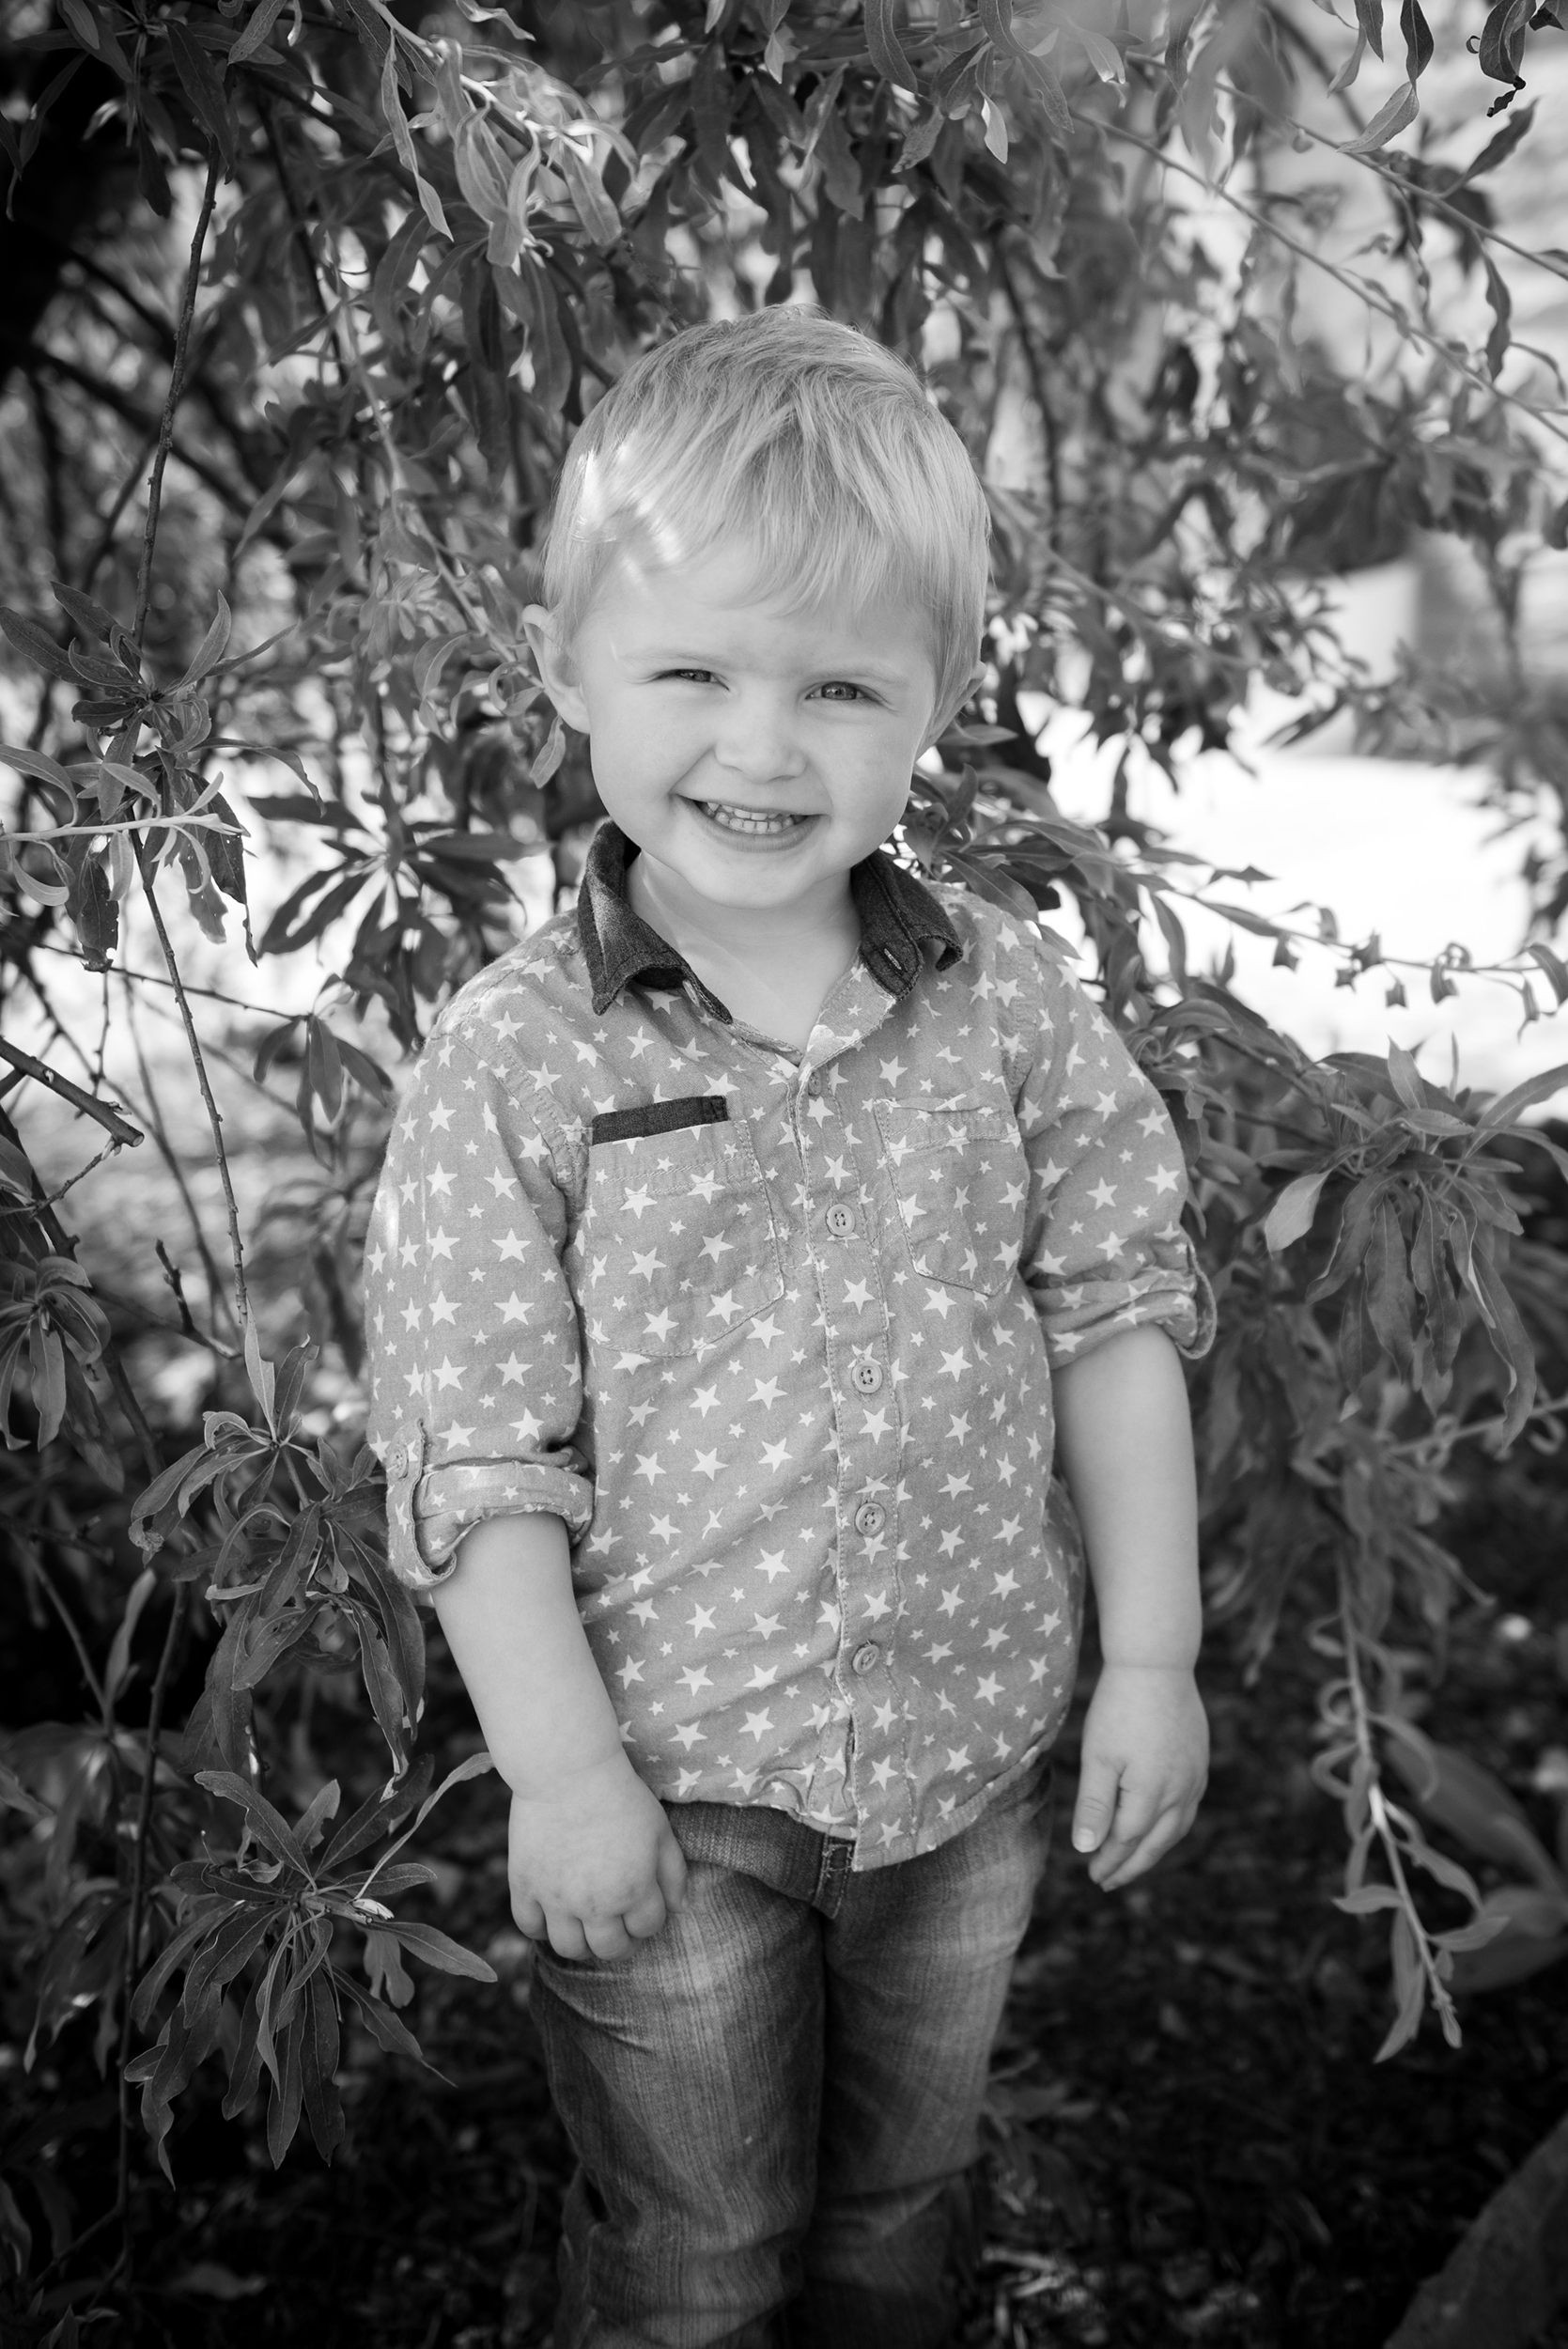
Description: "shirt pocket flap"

(874, 1102), (1028, 1297)
(576, 1118), (784, 1356)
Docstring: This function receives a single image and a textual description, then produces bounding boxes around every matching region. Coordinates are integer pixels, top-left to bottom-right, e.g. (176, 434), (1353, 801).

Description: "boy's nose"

(711, 692), (807, 786)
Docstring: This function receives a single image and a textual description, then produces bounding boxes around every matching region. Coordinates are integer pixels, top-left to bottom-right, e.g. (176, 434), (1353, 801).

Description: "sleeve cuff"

(380, 1422), (596, 1594)
(1039, 1244), (1217, 1372)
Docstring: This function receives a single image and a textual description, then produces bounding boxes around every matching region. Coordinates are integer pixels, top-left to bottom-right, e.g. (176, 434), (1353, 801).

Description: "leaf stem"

(115, 1578), (191, 2269)
(1337, 1571), (1462, 2050)
(133, 846), (252, 1331)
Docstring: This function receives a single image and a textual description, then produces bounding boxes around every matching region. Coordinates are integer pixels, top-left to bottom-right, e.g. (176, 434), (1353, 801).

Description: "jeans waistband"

(663, 1797), (856, 1917)
(660, 1754), (1051, 1920)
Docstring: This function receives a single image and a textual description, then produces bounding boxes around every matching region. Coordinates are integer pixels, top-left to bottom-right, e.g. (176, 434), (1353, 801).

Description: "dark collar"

(576, 821), (961, 1020)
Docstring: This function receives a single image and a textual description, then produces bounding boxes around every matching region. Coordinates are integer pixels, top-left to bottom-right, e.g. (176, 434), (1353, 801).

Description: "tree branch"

(0, 1036), (144, 1145)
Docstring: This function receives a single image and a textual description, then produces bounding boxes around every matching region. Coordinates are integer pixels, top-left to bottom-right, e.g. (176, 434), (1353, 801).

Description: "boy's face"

(524, 541), (942, 930)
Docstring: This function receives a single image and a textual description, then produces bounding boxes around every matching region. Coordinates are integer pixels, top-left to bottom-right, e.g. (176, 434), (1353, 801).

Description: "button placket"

(797, 1034), (911, 1846)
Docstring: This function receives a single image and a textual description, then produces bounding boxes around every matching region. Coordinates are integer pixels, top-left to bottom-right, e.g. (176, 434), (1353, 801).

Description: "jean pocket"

(875, 1103), (1029, 1299)
(574, 1118), (785, 1359)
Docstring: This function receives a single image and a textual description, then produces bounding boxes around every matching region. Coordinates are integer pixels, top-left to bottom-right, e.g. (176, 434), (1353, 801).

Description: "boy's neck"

(627, 850), (862, 1051)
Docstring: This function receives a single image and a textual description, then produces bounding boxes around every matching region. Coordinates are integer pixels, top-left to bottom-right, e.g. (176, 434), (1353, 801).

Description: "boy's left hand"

(1071, 1663), (1208, 1890)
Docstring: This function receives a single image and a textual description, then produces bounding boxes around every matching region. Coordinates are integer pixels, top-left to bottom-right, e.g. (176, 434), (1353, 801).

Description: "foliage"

(3, 0), (1568, 2332)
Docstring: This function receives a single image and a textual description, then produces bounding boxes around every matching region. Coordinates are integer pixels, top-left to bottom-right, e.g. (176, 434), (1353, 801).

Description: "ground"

(8, 1557), (1567, 2349)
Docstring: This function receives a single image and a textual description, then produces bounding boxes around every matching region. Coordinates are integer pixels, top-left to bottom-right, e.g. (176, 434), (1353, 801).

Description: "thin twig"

(1161, 879), (1562, 993)
(133, 153), (223, 648)
(132, 862), (252, 1330)
(119, 953), (270, 1311)
(115, 1579), (191, 2263)
(95, 149), (228, 2284)
(4, 815), (244, 848)
(0, 1036), (144, 1145)
(1101, 121), (1568, 456)
(24, 344), (246, 520)
(24, 1535), (107, 1714)
(25, 936), (313, 1023)
(85, 1278), (241, 1361)
(1223, 75), (1568, 295)
(0, 1135), (128, 1213)
(1389, 1385), (1568, 1459)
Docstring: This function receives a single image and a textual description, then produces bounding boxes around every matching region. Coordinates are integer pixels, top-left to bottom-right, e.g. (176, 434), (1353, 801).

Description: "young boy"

(364, 307), (1213, 2349)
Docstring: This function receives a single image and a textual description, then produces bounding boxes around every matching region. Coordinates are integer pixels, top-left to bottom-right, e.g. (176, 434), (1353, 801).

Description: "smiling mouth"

(691, 800), (814, 837)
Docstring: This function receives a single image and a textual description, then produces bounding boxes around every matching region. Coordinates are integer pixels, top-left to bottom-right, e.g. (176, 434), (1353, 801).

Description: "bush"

(2, 0), (1567, 2335)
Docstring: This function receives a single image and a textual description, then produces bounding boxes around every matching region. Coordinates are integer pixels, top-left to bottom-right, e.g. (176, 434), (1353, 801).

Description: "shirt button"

(854, 1500), (886, 1536)
(804, 1073), (821, 1097)
(849, 1359), (883, 1395)
(826, 1203), (856, 1239)
(851, 1642), (880, 1676)
(386, 1442), (407, 1477)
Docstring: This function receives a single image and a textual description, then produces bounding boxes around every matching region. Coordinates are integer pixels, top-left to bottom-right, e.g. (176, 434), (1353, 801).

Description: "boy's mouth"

(690, 799), (814, 840)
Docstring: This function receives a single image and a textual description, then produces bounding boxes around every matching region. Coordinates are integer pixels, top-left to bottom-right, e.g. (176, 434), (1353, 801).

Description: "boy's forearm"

(1051, 1325), (1201, 1670)
(431, 1513), (626, 1792)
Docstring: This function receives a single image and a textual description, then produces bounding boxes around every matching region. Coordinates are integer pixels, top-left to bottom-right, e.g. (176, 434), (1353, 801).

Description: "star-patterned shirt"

(364, 823), (1214, 1871)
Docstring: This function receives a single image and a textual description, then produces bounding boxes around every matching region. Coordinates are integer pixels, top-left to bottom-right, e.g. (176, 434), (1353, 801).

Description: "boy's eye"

(652, 671), (876, 703)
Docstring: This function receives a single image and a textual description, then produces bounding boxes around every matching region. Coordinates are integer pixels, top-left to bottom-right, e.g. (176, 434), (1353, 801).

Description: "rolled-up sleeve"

(364, 1028), (593, 1592)
(1015, 951), (1215, 1369)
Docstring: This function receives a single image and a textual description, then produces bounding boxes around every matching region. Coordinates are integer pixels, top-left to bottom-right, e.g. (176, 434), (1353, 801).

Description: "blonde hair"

(539, 307), (990, 737)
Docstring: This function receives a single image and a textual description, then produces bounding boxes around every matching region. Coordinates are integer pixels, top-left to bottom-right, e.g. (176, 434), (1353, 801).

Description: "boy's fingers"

(656, 1832), (689, 1915)
(1071, 1757), (1123, 1853)
(545, 1914), (591, 1963)
(582, 1914), (635, 1961)
(1083, 1779), (1166, 1885)
(620, 1885), (669, 1940)
(512, 1890), (548, 1940)
(1094, 1797), (1192, 1890)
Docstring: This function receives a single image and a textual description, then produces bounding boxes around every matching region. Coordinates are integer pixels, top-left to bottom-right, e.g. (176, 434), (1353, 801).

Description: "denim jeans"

(530, 1756), (1053, 2349)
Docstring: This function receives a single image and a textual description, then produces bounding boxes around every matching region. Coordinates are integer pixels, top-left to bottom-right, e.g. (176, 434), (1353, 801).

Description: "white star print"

(364, 874), (1204, 1867)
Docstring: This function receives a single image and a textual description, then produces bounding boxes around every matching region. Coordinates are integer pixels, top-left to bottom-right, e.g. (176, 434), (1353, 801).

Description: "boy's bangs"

(567, 432), (950, 613)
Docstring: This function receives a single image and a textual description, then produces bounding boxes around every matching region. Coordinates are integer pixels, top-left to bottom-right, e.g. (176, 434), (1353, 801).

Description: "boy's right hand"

(508, 1754), (688, 1962)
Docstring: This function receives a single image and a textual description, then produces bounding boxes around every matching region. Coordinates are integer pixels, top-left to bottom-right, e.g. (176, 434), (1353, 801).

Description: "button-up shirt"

(364, 822), (1212, 1870)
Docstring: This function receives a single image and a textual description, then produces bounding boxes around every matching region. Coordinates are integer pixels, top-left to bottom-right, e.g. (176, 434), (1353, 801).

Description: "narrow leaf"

(1343, 82), (1419, 153)
(866, 0), (918, 88)
(1264, 1168), (1330, 1255)
(175, 594), (234, 690)
(0, 614), (75, 682)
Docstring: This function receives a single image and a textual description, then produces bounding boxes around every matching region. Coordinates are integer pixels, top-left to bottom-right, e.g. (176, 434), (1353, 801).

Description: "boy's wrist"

(1095, 1653), (1199, 1672)
(498, 1737), (635, 1799)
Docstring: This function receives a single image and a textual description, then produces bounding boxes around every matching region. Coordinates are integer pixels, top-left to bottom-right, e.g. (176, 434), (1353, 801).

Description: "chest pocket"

(576, 1119), (784, 1359)
(874, 1104), (1029, 1299)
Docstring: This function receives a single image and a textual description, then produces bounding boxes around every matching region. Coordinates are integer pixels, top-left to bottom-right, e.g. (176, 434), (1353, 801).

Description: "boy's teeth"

(700, 801), (806, 834)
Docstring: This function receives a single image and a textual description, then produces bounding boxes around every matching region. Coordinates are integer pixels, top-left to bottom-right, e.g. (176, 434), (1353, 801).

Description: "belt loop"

(814, 1835), (850, 1919)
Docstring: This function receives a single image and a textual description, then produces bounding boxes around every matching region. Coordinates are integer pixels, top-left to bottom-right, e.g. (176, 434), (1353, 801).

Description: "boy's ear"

(521, 603), (589, 733)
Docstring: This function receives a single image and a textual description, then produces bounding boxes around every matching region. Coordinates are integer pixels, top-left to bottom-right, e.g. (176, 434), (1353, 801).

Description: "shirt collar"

(577, 820), (962, 1020)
